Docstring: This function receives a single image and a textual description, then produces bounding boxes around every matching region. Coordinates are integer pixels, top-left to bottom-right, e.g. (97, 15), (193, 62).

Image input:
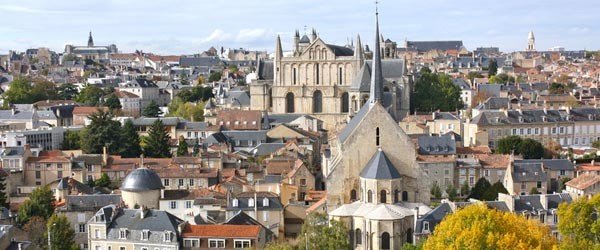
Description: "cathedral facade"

(250, 29), (412, 130)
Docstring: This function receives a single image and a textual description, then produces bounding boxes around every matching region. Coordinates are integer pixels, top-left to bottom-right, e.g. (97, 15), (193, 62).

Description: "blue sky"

(0, 0), (598, 54)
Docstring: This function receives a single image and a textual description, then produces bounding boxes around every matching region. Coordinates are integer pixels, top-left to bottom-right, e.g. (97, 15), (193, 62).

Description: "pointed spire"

(355, 34), (364, 61)
(369, 7), (384, 105)
(88, 31), (94, 47)
(275, 35), (283, 59)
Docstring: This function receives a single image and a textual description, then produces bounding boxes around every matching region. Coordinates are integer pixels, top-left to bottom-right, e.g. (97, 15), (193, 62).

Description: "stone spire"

(369, 6), (384, 105)
(87, 31), (94, 47)
(275, 35), (283, 59)
(354, 34), (364, 62)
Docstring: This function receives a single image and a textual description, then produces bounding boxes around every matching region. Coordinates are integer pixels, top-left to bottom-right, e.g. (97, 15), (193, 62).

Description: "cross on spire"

(375, 0), (379, 15)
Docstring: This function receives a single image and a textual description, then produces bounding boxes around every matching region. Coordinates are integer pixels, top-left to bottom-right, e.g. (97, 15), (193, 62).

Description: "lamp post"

(48, 223), (56, 250)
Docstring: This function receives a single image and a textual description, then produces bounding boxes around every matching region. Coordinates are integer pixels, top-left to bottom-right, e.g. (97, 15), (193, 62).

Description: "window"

(263, 197), (269, 207)
(380, 190), (387, 203)
(553, 214), (558, 224)
(263, 210), (269, 222)
(341, 92), (349, 113)
(120, 247), (125, 250)
(57, 170), (63, 179)
(232, 198), (238, 207)
(189, 179), (194, 186)
(540, 213), (546, 223)
(183, 239), (200, 247)
(376, 127), (380, 147)
(367, 190), (373, 203)
(78, 224), (86, 233)
(164, 231), (172, 242)
(338, 67), (343, 84)
(402, 191), (408, 201)
(119, 229), (127, 239)
(164, 179), (170, 187)
(293, 68), (297, 85)
(170, 201), (177, 209)
(423, 221), (430, 231)
(355, 228), (362, 245)
(315, 64), (320, 85)
(141, 230), (149, 240)
(537, 181), (542, 188)
(234, 239), (251, 249)
(350, 189), (357, 201)
(484, 170), (490, 177)
(186, 201), (192, 209)
(560, 170), (566, 176)
(535, 128), (540, 134)
(312, 90), (323, 113)
(521, 183), (527, 190)
(178, 179), (184, 186)
(249, 198), (255, 207)
(286, 93), (295, 113)
(209, 239), (225, 248)
(381, 232), (391, 250)
(300, 178), (306, 186)
(57, 163), (63, 169)
(469, 176), (475, 185)
(35, 171), (41, 179)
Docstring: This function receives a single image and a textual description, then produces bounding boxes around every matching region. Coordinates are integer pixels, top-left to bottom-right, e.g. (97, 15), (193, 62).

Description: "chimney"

(413, 207), (419, 243)
(102, 146), (108, 166)
(140, 206), (147, 219)
(161, 189), (165, 199)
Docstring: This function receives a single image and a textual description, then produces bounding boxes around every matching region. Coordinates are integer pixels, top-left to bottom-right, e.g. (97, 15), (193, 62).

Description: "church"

(63, 32), (118, 61)
(324, 9), (431, 250)
(250, 24), (412, 130)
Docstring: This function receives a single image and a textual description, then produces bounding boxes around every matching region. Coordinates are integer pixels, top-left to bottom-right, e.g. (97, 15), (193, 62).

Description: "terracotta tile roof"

(114, 90), (139, 98)
(72, 106), (109, 115)
(171, 157), (202, 165)
(266, 158), (296, 175)
(566, 174), (600, 190)
(147, 55), (180, 62)
(109, 53), (137, 60)
(27, 150), (70, 163)
(576, 164), (600, 171)
(154, 167), (218, 178)
(104, 156), (171, 170)
(304, 190), (326, 202)
(416, 155), (455, 163)
(306, 194), (327, 213)
(478, 154), (511, 169)
(286, 159), (306, 178)
(456, 146), (492, 154)
(216, 110), (262, 130)
(182, 224), (261, 238)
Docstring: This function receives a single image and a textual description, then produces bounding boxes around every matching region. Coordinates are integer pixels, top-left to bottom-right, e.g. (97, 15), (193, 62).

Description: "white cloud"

(200, 29), (233, 43)
(236, 28), (268, 42)
(0, 4), (80, 14)
(568, 27), (590, 34)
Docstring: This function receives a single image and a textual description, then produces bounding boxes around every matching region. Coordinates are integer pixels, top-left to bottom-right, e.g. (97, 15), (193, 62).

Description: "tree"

(431, 182), (442, 199)
(30, 80), (59, 101)
(80, 109), (122, 154)
(297, 213), (350, 250)
(17, 185), (55, 225)
(496, 135), (522, 154)
(23, 216), (47, 248)
(518, 138), (544, 159)
(549, 82), (567, 94)
(57, 83), (78, 100)
(177, 86), (215, 102)
(468, 178), (492, 200)
(529, 187), (540, 194)
(119, 119), (142, 158)
(177, 136), (189, 156)
(142, 100), (162, 117)
(446, 185), (458, 201)
(61, 130), (81, 150)
(423, 204), (557, 249)
(481, 181), (509, 201)
(488, 73), (515, 84)
(557, 193), (600, 249)
(168, 97), (204, 121)
(75, 85), (104, 106)
(104, 94), (122, 110)
(0, 174), (8, 208)
(142, 119), (172, 158)
(3, 77), (33, 104)
(208, 71), (222, 82)
(467, 72), (483, 84)
(488, 59), (498, 76)
(460, 180), (470, 196)
(95, 173), (111, 188)
(410, 68), (463, 112)
(47, 214), (77, 250)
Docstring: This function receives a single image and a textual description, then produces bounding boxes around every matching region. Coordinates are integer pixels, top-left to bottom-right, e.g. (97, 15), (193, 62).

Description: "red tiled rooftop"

(182, 224), (261, 238)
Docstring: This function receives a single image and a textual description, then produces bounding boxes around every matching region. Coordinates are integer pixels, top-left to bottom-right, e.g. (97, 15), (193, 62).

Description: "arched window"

(381, 232), (391, 250)
(380, 190), (387, 203)
(293, 68), (297, 85)
(394, 189), (399, 203)
(313, 90), (323, 113)
(286, 93), (295, 113)
(248, 198), (254, 207)
(367, 190), (373, 203)
(341, 92), (349, 113)
(338, 67), (343, 85)
(402, 191), (409, 201)
(268, 88), (273, 108)
(376, 127), (380, 147)
(315, 64), (320, 85)
(355, 228), (362, 245)
(350, 189), (357, 201)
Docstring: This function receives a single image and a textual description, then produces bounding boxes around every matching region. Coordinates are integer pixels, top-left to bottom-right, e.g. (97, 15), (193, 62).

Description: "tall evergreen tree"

(468, 178), (492, 200)
(104, 94), (122, 110)
(80, 109), (122, 154)
(488, 59), (498, 76)
(142, 100), (162, 117)
(176, 136), (188, 156)
(119, 119), (142, 158)
(143, 119), (171, 158)
(0, 174), (8, 208)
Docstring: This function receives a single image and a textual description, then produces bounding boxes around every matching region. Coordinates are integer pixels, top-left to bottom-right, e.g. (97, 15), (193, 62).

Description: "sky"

(0, 0), (599, 55)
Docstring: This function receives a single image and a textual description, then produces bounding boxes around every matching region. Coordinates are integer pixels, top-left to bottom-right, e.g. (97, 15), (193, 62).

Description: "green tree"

(61, 130), (81, 150)
(0, 174), (8, 208)
(95, 173), (111, 188)
(177, 86), (215, 102)
(57, 83), (79, 100)
(176, 136), (189, 156)
(30, 80), (59, 101)
(423, 204), (557, 249)
(168, 97), (204, 121)
(47, 214), (77, 250)
(549, 82), (567, 94)
(3, 77), (33, 104)
(80, 109), (122, 154)
(430, 182), (442, 199)
(496, 135), (523, 154)
(104, 94), (122, 110)
(488, 59), (498, 76)
(297, 213), (350, 250)
(446, 185), (458, 201)
(75, 85), (104, 106)
(17, 185), (55, 225)
(119, 119), (142, 158)
(529, 187), (540, 194)
(460, 180), (470, 196)
(142, 119), (172, 158)
(481, 181), (509, 201)
(410, 67), (462, 112)
(592, 139), (600, 149)
(208, 71), (222, 82)
(518, 138), (544, 159)
(557, 193), (600, 249)
(142, 100), (162, 117)
(467, 72), (483, 84)
(468, 178), (492, 200)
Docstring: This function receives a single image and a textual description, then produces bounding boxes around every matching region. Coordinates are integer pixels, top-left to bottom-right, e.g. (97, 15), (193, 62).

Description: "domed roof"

(121, 168), (163, 192)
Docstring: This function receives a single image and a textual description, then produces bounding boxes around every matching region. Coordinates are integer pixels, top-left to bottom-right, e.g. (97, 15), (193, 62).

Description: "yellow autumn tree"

(423, 203), (557, 250)
(557, 193), (600, 249)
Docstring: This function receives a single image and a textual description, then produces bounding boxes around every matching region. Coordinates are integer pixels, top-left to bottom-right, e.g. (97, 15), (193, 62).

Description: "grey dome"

(120, 168), (163, 192)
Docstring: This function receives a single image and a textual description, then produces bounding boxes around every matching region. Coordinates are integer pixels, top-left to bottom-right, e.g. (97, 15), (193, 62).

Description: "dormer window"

(232, 198), (238, 207)
(119, 229), (127, 239)
(141, 230), (149, 240)
(249, 198), (255, 207)
(542, 116), (547, 122)
(263, 197), (269, 207)
(519, 117), (524, 123)
(423, 221), (430, 232)
(589, 114), (594, 120)
(164, 231), (172, 242)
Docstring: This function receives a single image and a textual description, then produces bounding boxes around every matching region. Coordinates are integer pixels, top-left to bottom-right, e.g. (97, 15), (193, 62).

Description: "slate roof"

(1, 147), (25, 157)
(181, 224), (261, 238)
(249, 143), (286, 156)
(222, 130), (267, 144)
(417, 134), (456, 155)
(64, 194), (122, 211)
(511, 162), (547, 182)
(102, 207), (183, 242)
(179, 56), (222, 68)
(414, 203), (451, 234)
(360, 150), (401, 179)
(0, 110), (34, 120)
(121, 78), (158, 88)
(406, 41), (463, 52)
(132, 117), (180, 126)
(256, 60), (273, 80)
(452, 78), (470, 90)
(227, 192), (283, 211)
(476, 97), (510, 110)
(513, 159), (573, 171)
(299, 35), (310, 43)
(325, 44), (354, 56)
(351, 60), (405, 92)
(338, 103), (370, 144)
(120, 168), (164, 192)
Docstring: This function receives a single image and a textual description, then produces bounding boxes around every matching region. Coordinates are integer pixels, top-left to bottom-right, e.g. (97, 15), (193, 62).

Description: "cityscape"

(0, 1), (599, 249)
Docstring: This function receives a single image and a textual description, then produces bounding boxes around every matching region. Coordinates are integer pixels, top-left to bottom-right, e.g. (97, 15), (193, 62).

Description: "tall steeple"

(87, 31), (94, 47)
(354, 34), (364, 62)
(369, 3), (384, 105)
(275, 35), (283, 59)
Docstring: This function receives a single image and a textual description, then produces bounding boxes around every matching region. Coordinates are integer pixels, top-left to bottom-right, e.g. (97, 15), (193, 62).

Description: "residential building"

(504, 159), (548, 195)
(226, 192), (283, 237)
(566, 174), (600, 199)
(180, 223), (267, 249)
